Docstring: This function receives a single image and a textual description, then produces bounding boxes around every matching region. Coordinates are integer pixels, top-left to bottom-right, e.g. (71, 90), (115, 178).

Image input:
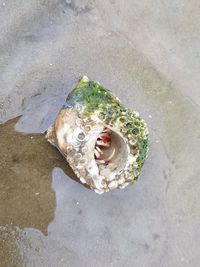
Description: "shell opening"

(94, 127), (128, 180)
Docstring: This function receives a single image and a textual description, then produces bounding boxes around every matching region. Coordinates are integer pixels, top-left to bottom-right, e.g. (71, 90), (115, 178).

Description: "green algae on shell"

(46, 76), (149, 194)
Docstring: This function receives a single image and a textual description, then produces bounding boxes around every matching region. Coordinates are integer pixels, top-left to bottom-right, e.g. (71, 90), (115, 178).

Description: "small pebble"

(108, 180), (118, 189)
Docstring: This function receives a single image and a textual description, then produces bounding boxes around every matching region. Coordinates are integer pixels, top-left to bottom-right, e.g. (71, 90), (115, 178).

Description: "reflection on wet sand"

(0, 117), (77, 266)
(0, 117), (77, 232)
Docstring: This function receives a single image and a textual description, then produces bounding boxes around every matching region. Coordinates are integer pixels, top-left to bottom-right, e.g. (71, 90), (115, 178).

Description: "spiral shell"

(45, 76), (149, 194)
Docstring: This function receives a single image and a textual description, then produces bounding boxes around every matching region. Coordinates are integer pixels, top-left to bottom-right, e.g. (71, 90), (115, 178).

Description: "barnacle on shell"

(45, 76), (149, 194)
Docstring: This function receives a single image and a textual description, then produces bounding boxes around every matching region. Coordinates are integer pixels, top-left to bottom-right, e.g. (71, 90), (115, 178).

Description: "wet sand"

(0, 1), (200, 266)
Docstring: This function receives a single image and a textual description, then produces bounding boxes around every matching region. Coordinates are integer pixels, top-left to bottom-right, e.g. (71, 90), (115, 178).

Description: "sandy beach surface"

(0, 1), (200, 266)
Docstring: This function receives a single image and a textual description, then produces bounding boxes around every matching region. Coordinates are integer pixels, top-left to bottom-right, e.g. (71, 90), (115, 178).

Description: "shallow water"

(1, 1), (200, 266)
(0, 116), (77, 230)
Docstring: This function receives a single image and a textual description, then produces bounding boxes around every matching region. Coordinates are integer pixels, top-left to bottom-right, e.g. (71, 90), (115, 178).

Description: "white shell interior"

(96, 129), (129, 181)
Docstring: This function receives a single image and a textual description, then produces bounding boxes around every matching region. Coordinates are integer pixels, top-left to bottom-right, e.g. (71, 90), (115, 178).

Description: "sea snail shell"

(46, 76), (149, 194)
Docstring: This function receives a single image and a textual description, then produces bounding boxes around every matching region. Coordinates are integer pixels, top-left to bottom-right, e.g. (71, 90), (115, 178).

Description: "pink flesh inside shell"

(94, 128), (116, 164)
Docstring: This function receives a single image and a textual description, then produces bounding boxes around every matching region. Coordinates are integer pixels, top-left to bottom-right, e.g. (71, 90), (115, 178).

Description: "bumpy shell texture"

(46, 76), (149, 194)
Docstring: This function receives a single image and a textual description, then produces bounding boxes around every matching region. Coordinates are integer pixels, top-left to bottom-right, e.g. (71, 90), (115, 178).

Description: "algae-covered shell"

(46, 76), (149, 194)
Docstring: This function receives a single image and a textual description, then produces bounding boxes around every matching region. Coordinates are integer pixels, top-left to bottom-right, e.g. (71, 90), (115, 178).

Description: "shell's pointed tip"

(81, 75), (89, 82)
